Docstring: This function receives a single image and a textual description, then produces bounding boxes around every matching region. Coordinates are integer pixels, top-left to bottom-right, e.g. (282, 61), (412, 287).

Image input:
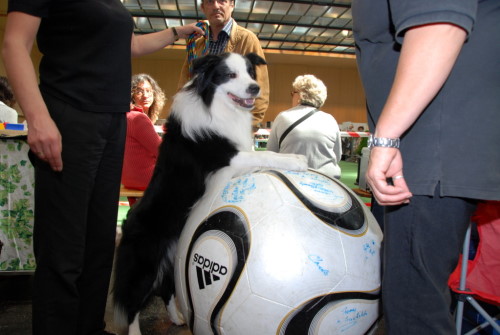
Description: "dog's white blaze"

(223, 53), (258, 100)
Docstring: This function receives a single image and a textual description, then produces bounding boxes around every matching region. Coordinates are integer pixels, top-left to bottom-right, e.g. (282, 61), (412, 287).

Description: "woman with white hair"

(267, 74), (342, 179)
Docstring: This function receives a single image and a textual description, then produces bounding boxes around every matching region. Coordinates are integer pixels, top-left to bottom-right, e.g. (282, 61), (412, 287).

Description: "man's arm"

(252, 57), (269, 126)
(367, 23), (467, 205)
(131, 23), (204, 57)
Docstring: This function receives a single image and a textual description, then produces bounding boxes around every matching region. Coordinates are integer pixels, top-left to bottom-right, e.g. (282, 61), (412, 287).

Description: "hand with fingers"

(366, 147), (412, 206)
(27, 115), (63, 172)
(175, 22), (206, 40)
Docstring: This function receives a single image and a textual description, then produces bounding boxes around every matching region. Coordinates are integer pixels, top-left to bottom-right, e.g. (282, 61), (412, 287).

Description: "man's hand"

(366, 147), (412, 206)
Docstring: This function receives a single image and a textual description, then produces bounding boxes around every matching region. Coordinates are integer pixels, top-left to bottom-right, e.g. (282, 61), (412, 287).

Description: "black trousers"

(382, 186), (477, 335)
(31, 93), (126, 335)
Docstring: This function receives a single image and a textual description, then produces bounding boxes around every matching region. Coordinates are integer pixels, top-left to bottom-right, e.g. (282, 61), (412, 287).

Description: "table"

(0, 135), (35, 273)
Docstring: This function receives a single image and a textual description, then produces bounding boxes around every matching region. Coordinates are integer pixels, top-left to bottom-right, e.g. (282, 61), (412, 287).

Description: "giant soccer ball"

(175, 169), (383, 335)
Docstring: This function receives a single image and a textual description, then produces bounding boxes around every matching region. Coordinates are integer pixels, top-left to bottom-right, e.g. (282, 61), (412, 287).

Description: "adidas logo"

(196, 266), (221, 289)
(193, 253), (228, 290)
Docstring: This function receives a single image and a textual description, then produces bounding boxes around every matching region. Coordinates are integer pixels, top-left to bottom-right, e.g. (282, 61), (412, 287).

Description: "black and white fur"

(113, 53), (307, 334)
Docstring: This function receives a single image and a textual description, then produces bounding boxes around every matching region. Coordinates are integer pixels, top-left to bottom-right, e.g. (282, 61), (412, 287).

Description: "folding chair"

(449, 201), (500, 335)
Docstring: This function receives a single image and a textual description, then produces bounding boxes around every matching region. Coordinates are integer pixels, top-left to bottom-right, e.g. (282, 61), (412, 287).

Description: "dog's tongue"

(243, 98), (255, 106)
(228, 93), (255, 108)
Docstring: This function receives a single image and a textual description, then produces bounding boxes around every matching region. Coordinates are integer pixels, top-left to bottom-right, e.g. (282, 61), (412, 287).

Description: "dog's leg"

(113, 238), (161, 335)
(166, 295), (186, 326)
(155, 242), (185, 326)
(128, 313), (142, 335)
(230, 151), (308, 171)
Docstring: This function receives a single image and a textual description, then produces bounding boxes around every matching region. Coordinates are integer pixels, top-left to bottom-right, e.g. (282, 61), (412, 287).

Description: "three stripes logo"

(196, 266), (220, 290)
(193, 253), (228, 290)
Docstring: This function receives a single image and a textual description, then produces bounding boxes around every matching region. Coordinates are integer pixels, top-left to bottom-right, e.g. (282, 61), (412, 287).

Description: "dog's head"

(186, 52), (267, 110)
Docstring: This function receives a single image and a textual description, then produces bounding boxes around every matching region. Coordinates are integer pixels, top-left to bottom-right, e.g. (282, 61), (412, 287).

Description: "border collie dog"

(113, 53), (307, 334)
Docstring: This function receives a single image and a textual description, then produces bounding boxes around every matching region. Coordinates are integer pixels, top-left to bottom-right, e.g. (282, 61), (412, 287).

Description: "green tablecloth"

(0, 137), (35, 272)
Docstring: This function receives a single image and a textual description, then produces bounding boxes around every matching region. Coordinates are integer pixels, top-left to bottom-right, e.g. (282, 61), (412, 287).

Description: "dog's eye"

(227, 73), (237, 79)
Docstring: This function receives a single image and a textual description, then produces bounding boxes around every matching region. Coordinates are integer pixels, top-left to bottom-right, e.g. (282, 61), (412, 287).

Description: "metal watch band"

(368, 135), (400, 148)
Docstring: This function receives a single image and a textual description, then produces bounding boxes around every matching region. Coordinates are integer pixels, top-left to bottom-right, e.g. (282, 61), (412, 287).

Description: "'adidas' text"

(193, 253), (228, 275)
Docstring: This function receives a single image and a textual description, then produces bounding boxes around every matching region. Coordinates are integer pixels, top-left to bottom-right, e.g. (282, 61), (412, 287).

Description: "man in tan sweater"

(178, 0), (269, 127)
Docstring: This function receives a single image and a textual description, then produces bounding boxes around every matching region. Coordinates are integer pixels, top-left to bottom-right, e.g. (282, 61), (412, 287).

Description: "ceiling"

(123, 0), (355, 56)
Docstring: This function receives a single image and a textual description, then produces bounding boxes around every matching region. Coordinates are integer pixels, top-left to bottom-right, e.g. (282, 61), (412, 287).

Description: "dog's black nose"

(247, 84), (260, 96)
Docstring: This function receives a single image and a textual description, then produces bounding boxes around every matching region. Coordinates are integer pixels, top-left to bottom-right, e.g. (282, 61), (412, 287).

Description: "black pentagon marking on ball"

(267, 170), (366, 232)
(280, 292), (380, 335)
(184, 209), (250, 334)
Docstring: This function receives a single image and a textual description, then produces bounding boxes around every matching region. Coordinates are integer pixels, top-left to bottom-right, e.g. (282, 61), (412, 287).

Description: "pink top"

(121, 111), (162, 190)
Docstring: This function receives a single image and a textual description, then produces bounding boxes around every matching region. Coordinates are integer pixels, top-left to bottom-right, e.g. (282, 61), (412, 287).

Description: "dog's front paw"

(284, 154), (308, 171)
(167, 295), (186, 326)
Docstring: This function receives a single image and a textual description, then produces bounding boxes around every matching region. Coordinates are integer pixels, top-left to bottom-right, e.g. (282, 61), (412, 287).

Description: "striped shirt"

(208, 19), (233, 55)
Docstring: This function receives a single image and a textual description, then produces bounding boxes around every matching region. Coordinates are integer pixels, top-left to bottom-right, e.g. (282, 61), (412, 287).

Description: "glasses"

(204, 0), (230, 5)
(133, 88), (154, 96)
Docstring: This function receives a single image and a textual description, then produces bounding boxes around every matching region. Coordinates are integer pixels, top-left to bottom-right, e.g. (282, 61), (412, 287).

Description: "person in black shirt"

(353, 0), (500, 333)
(2, 1), (203, 334)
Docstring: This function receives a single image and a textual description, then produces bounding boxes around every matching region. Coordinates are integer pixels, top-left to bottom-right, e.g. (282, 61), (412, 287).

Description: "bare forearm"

(2, 11), (63, 171)
(131, 29), (178, 57)
(131, 23), (204, 57)
(375, 24), (467, 139)
(3, 46), (50, 123)
(367, 23), (467, 205)
(2, 12), (49, 123)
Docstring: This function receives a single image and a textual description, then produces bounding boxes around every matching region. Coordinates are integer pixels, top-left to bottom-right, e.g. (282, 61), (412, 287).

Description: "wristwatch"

(368, 134), (400, 148)
(172, 27), (180, 41)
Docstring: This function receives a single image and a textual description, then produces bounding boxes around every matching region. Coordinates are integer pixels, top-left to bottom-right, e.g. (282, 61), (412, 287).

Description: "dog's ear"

(188, 54), (222, 107)
(244, 53), (266, 81)
(192, 54), (221, 77)
(246, 53), (267, 66)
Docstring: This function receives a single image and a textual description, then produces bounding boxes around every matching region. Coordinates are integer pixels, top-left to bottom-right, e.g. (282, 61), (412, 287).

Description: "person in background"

(2, 2), (203, 333)
(177, 0), (269, 127)
(0, 76), (18, 124)
(352, 0), (500, 333)
(267, 74), (342, 180)
(354, 126), (369, 186)
(122, 74), (164, 206)
(341, 123), (355, 160)
(352, 125), (367, 158)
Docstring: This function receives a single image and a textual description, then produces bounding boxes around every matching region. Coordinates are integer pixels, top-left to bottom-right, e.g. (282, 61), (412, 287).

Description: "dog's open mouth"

(228, 93), (255, 109)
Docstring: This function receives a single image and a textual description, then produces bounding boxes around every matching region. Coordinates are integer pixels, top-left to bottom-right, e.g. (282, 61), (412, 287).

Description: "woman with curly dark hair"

(130, 73), (166, 124)
(122, 74), (166, 205)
